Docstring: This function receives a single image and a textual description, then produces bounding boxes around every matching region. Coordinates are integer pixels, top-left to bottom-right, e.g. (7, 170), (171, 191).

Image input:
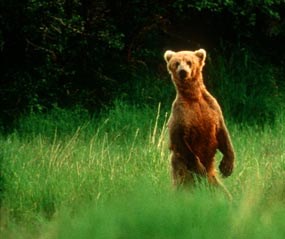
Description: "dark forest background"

(1, 0), (285, 128)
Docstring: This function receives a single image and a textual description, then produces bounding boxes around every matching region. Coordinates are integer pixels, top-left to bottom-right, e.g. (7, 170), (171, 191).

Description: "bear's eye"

(174, 61), (180, 68)
(186, 61), (192, 67)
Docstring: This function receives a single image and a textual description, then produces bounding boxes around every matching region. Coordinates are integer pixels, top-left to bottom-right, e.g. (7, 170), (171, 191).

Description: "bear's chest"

(169, 100), (219, 146)
(171, 100), (217, 127)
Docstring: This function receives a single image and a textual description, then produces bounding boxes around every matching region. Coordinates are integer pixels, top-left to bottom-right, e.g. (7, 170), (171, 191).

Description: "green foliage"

(0, 0), (127, 122)
(14, 106), (91, 138)
(0, 0), (284, 126)
(55, 191), (234, 239)
(119, 67), (175, 110)
(206, 46), (285, 124)
(0, 105), (285, 238)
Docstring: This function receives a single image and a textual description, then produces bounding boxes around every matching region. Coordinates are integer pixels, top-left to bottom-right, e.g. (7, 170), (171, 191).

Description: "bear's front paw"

(219, 158), (234, 177)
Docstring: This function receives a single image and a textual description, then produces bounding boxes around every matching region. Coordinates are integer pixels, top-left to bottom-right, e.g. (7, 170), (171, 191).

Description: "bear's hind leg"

(171, 153), (194, 188)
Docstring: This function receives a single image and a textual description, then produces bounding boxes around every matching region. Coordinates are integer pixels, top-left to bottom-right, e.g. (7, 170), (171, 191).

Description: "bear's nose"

(178, 69), (187, 79)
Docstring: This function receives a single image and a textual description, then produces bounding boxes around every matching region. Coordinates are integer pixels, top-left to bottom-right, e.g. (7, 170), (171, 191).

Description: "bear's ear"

(194, 49), (206, 65)
(164, 50), (175, 63)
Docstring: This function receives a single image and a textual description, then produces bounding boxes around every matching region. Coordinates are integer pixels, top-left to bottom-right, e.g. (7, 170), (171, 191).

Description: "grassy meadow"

(1, 53), (285, 238)
(0, 102), (285, 239)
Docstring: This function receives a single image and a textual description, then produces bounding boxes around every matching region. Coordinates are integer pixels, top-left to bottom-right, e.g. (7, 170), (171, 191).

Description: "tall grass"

(1, 102), (285, 239)
(1, 50), (285, 238)
(206, 47), (285, 124)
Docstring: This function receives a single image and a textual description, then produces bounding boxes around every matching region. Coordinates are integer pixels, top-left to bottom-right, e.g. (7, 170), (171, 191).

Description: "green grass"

(0, 101), (285, 239)
(206, 47), (285, 125)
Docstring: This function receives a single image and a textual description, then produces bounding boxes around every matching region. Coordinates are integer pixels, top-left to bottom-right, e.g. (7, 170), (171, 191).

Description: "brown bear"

(164, 49), (235, 196)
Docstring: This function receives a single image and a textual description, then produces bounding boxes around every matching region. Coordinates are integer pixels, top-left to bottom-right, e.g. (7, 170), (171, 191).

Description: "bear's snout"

(178, 69), (188, 79)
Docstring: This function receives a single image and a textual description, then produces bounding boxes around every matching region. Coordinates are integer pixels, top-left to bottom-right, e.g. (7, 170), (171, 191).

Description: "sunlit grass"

(0, 103), (285, 238)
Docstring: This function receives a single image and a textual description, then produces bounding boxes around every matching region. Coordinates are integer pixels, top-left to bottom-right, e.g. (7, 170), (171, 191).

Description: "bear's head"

(164, 49), (206, 91)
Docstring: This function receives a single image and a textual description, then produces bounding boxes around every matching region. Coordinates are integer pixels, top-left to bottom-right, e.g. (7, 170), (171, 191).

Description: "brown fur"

(164, 49), (235, 197)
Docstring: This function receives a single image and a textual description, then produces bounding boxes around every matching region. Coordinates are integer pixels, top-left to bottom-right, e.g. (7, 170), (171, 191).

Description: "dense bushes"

(0, 0), (284, 126)
(206, 47), (285, 124)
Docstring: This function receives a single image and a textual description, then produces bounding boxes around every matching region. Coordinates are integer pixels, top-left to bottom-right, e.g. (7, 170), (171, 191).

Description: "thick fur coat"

(164, 49), (235, 191)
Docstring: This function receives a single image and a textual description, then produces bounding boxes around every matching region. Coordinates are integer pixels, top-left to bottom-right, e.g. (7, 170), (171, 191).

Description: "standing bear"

(164, 49), (235, 194)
